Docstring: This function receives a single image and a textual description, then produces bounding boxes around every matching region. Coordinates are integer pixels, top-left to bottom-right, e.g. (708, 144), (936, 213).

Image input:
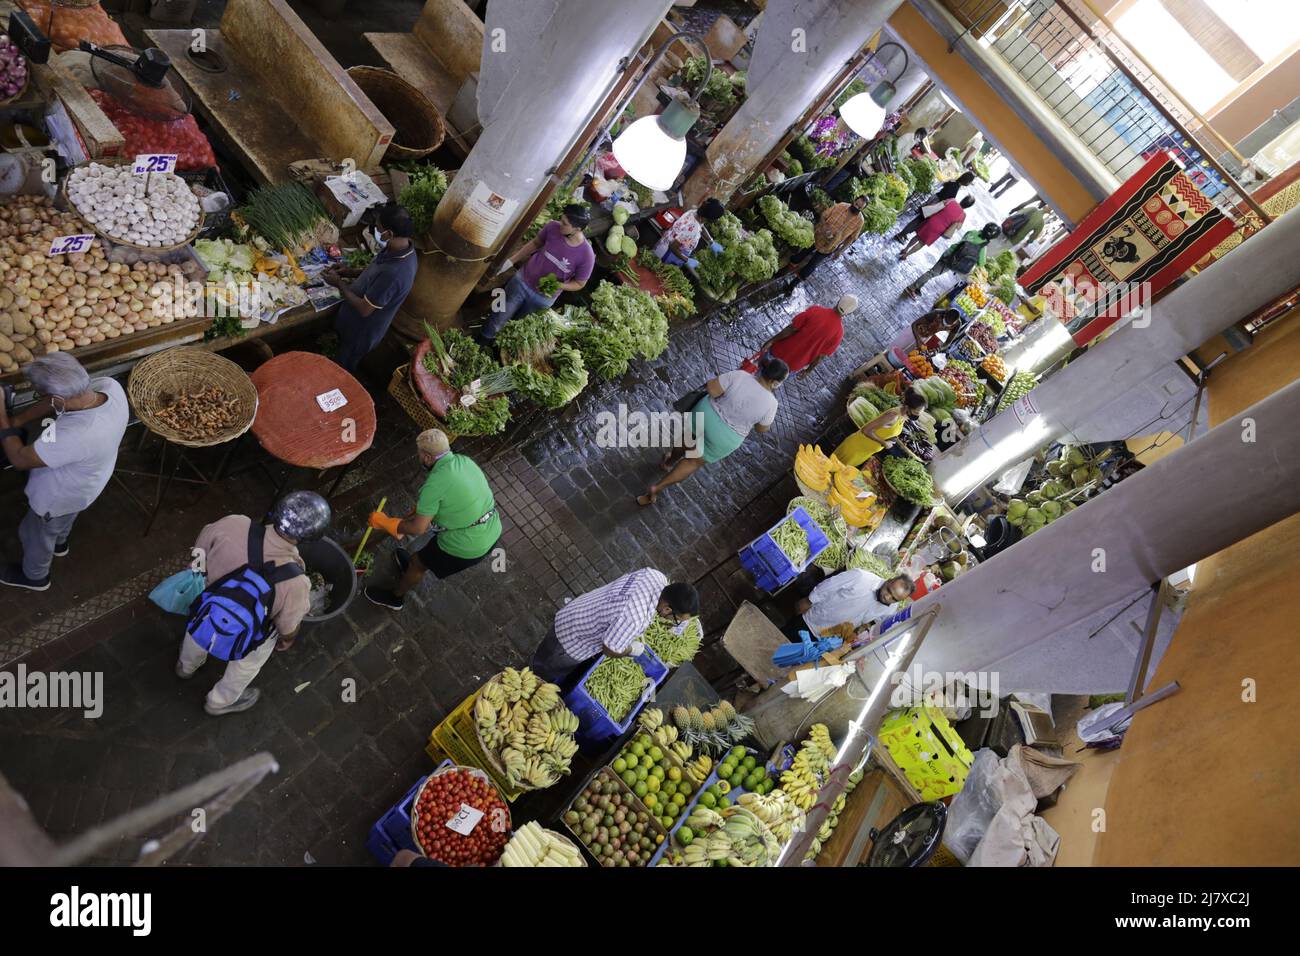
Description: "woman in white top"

(637, 357), (788, 507)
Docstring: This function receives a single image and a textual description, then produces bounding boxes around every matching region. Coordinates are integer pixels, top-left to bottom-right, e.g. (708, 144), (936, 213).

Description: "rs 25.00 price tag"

(48, 234), (96, 257)
(133, 153), (178, 175)
(444, 803), (484, 835)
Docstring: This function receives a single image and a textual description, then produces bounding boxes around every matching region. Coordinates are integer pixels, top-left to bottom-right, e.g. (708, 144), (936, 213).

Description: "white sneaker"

(205, 688), (260, 716)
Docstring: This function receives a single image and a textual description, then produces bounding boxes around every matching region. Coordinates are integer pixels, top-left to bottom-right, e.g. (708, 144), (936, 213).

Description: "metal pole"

(777, 606), (941, 866)
(1124, 580), (1164, 705)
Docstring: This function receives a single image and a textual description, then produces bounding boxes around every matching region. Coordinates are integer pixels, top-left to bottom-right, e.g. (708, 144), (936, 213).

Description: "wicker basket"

(387, 362), (442, 431)
(62, 163), (206, 252)
(348, 66), (445, 162)
(128, 347), (258, 448)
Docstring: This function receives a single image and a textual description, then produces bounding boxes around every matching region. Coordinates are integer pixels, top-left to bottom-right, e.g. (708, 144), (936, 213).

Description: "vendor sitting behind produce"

(832, 387), (928, 468)
(742, 294), (855, 380)
(363, 429), (501, 612)
(788, 569), (914, 640)
(324, 202), (418, 374)
(530, 569), (700, 688)
(654, 197), (726, 266)
(477, 204), (595, 348)
(0, 353), (129, 592)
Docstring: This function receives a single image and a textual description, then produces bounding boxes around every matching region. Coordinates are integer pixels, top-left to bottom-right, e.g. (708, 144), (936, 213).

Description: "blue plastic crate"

(739, 508), (829, 592)
(564, 650), (669, 749)
(366, 760), (453, 865)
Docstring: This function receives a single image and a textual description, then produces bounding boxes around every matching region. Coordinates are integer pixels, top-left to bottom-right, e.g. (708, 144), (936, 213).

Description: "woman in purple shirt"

(477, 204), (595, 346)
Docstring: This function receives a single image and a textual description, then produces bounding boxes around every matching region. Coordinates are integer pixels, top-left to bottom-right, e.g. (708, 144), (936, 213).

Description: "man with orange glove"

(363, 429), (501, 611)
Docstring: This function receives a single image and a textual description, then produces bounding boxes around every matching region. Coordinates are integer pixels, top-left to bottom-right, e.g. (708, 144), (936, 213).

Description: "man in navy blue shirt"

(325, 203), (419, 373)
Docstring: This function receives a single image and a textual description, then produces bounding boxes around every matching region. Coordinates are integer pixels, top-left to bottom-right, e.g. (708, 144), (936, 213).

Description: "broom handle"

(352, 496), (387, 566)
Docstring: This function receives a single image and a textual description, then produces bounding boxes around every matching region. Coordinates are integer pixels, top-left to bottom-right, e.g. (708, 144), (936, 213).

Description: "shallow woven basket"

(348, 66), (445, 161)
(62, 161), (206, 252)
(128, 347), (258, 448)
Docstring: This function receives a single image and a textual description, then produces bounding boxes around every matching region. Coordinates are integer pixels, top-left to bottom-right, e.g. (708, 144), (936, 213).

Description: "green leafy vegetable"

(538, 273), (561, 297)
(508, 343), (588, 409)
(445, 395), (511, 436)
(882, 456), (935, 506)
(238, 182), (329, 251)
(860, 199), (898, 234)
(900, 156), (938, 195)
(398, 164), (449, 236)
(758, 195), (815, 249)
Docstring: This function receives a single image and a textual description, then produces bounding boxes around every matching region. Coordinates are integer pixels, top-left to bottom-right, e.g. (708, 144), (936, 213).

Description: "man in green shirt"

(1001, 201), (1046, 248)
(364, 429), (501, 611)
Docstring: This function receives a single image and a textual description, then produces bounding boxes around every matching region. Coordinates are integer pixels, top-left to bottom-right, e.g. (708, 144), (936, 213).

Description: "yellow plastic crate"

(424, 690), (525, 802)
(878, 706), (974, 800)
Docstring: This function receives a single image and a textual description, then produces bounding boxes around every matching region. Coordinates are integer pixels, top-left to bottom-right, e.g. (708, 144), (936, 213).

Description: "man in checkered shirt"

(529, 569), (699, 687)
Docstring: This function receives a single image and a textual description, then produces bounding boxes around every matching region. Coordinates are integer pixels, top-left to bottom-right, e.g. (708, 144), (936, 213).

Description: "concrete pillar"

(682, 0), (907, 207)
(930, 204), (1300, 502)
(408, 0), (673, 329)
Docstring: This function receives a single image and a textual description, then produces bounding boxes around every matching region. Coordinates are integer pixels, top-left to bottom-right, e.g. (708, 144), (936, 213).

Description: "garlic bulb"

(66, 163), (201, 247)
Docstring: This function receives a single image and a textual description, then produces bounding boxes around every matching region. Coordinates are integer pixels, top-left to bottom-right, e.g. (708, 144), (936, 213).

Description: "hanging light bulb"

(612, 97), (701, 192)
(838, 80), (898, 138)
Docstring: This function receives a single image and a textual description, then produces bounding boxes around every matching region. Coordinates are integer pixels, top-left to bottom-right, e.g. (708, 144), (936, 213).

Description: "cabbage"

(195, 239), (229, 267)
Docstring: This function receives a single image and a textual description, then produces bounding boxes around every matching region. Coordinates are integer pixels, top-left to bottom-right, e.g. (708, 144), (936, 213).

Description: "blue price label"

(133, 154), (178, 175)
(48, 234), (95, 256)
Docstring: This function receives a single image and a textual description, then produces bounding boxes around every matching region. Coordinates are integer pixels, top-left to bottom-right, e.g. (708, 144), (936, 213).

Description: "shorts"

(416, 537), (491, 579)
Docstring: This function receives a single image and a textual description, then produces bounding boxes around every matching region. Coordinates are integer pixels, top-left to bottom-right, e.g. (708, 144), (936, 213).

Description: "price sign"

(445, 803), (484, 835)
(48, 234), (95, 257)
(133, 153), (178, 175)
(314, 388), (348, 413)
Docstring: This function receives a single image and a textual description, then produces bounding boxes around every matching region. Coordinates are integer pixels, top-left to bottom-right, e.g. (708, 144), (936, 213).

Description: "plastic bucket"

(299, 537), (358, 622)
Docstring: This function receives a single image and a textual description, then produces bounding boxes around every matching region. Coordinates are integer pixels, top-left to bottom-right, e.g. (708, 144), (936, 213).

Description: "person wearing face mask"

(637, 357), (789, 507)
(0, 353), (128, 591)
(476, 204), (594, 348)
(323, 203), (418, 374)
(362, 428), (501, 612)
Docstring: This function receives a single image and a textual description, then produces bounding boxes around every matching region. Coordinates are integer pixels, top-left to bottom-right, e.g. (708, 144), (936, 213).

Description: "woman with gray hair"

(0, 352), (129, 591)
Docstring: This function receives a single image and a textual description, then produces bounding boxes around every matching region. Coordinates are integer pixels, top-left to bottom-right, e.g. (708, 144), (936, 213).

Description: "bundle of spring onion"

(583, 657), (647, 722)
(771, 518), (811, 567)
(238, 182), (330, 251)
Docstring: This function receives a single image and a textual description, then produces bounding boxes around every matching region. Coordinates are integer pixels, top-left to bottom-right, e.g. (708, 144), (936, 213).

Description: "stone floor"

(0, 186), (964, 863)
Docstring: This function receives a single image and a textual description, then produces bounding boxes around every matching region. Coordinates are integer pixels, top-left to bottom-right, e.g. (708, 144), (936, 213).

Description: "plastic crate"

(366, 761), (452, 865)
(561, 767), (670, 867)
(738, 508), (830, 592)
(424, 690), (525, 802)
(563, 650), (669, 749)
(878, 706), (974, 800)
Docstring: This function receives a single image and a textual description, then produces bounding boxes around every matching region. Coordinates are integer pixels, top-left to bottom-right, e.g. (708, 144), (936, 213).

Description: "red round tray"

(249, 352), (376, 469)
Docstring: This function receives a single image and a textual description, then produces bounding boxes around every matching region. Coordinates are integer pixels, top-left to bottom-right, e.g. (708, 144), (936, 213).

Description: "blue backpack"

(186, 523), (304, 661)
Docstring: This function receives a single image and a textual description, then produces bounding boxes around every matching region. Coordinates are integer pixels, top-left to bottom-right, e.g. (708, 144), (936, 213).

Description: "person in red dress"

(741, 294), (855, 381)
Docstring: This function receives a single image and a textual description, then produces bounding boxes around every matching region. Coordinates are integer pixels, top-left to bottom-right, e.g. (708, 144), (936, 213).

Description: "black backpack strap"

(247, 520), (267, 568)
(266, 562), (305, 585)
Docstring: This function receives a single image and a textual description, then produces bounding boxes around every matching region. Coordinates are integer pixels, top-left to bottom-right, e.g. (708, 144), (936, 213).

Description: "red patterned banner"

(1019, 151), (1237, 345)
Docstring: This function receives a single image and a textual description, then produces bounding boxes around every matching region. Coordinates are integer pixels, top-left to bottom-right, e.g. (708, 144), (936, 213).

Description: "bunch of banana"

(637, 707), (663, 733)
(809, 723), (836, 764)
(684, 753), (712, 785)
(500, 667), (525, 703)
(704, 830), (733, 861)
(736, 790), (803, 843)
(779, 766), (819, 811)
(501, 822), (585, 867)
(651, 724), (678, 747)
(795, 444), (832, 492)
(475, 670), (582, 789)
(670, 740), (693, 762)
(685, 806), (725, 831)
(680, 843), (712, 867)
(547, 709), (579, 735)
(828, 464), (877, 528)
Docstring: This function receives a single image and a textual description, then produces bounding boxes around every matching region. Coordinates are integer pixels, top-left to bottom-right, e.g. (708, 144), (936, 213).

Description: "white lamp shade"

(838, 92), (887, 138)
(612, 115), (687, 192)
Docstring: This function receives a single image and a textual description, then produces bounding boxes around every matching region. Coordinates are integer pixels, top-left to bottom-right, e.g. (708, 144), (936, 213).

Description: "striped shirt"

(554, 568), (667, 660)
(814, 203), (864, 254)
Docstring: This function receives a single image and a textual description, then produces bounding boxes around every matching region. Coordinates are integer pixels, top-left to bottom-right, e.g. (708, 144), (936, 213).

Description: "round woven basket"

(128, 347), (258, 448)
(347, 66), (445, 161)
(61, 161), (205, 252)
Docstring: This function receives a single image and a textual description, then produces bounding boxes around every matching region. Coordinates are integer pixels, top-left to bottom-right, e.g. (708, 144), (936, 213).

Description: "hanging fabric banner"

(1019, 151), (1236, 346)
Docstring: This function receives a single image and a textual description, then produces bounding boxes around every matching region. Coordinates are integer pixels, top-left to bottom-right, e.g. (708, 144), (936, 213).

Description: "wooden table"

(250, 350), (376, 470)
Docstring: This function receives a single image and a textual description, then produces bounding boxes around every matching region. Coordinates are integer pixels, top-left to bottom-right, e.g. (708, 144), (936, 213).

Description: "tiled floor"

(0, 202), (957, 864)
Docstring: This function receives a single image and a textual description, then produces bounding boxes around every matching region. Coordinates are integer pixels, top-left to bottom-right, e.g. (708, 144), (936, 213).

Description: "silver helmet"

(270, 491), (331, 542)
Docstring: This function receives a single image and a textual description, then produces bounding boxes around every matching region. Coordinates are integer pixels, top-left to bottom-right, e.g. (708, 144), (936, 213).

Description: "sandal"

(636, 491), (657, 507)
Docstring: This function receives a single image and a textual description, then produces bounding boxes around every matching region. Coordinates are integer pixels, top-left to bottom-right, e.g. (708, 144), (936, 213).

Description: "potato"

(12, 344), (32, 363)
(0, 332), (12, 352)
